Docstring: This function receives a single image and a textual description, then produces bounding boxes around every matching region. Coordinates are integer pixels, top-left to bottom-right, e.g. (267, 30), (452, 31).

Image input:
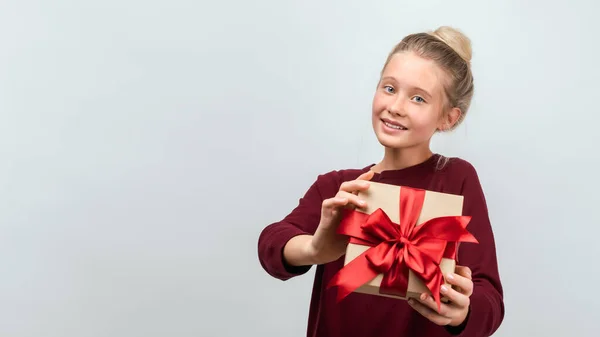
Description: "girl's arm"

(448, 163), (505, 336)
(258, 169), (371, 279)
(257, 174), (328, 280)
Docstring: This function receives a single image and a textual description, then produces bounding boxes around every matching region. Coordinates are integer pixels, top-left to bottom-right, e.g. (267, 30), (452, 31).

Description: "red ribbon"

(327, 186), (478, 310)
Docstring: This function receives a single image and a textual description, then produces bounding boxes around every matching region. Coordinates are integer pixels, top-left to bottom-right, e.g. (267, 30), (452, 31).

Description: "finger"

(322, 196), (350, 210)
(408, 298), (452, 326)
(440, 283), (470, 308)
(320, 197), (350, 224)
(446, 272), (473, 296)
(455, 266), (472, 279)
(339, 180), (371, 193)
(322, 194), (366, 214)
(335, 191), (367, 209)
(340, 171), (374, 196)
(356, 170), (375, 181)
(415, 293), (454, 317)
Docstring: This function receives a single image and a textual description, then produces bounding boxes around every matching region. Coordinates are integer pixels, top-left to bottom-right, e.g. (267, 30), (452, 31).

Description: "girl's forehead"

(382, 52), (447, 95)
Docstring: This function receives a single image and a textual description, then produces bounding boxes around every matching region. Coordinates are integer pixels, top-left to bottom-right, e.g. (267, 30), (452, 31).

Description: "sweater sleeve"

(257, 173), (334, 281)
(447, 163), (505, 336)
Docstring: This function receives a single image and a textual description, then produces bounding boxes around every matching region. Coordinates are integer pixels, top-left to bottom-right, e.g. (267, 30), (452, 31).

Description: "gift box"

(327, 182), (478, 310)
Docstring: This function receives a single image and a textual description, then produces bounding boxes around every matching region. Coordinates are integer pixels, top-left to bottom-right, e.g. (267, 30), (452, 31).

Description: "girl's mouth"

(382, 119), (408, 130)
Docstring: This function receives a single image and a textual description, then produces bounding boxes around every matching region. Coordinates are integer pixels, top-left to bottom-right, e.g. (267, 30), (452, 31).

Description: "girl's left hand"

(408, 266), (473, 327)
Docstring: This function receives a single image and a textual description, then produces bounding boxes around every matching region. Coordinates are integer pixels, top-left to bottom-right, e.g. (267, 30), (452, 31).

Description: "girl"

(258, 26), (504, 337)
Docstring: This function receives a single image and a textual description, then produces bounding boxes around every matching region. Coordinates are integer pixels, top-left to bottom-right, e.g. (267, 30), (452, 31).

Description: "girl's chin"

(374, 132), (427, 150)
(375, 137), (408, 149)
(375, 131), (406, 145)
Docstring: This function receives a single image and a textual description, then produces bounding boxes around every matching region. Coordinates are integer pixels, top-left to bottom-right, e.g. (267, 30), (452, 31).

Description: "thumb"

(357, 170), (375, 181)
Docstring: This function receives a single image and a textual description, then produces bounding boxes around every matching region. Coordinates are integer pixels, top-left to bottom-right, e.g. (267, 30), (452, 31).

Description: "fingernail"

(446, 273), (454, 281)
(441, 285), (448, 293)
(420, 293), (427, 300)
(408, 299), (414, 305)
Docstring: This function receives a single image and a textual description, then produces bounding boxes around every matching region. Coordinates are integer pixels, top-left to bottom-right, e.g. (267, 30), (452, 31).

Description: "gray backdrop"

(1, 0), (598, 336)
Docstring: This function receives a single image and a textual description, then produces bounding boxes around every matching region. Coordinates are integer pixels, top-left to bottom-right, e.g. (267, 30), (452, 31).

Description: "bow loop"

(360, 208), (401, 242)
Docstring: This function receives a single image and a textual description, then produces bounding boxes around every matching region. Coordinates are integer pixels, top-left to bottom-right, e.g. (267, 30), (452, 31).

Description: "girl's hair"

(381, 26), (474, 131)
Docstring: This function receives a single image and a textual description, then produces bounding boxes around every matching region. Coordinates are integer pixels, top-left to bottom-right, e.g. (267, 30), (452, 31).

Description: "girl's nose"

(388, 97), (405, 116)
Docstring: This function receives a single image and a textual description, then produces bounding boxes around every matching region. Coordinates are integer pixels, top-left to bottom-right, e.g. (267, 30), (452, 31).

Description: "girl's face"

(372, 51), (458, 151)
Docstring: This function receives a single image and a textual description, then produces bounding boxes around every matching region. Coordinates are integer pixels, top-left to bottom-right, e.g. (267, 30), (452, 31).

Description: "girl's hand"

(305, 170), (374, 265)
(408, 266), (473, 327)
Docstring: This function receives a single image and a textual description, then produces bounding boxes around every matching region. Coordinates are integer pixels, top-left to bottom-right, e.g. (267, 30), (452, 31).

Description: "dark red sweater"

(258, 155), (504, 337)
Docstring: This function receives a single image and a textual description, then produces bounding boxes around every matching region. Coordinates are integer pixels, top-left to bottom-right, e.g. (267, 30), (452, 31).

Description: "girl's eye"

(384, 85), (395, 93)
(411, 96), (426, 103)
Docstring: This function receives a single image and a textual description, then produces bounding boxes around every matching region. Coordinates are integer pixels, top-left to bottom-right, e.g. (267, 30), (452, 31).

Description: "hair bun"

(430, 26), (472, 63)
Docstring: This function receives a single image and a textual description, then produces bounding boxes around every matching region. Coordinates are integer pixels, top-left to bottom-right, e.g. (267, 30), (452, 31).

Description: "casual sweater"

(258, 154), (505, 337)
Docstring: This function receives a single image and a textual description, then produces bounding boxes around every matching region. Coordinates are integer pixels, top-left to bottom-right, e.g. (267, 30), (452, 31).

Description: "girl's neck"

(372, 146), (434, 173)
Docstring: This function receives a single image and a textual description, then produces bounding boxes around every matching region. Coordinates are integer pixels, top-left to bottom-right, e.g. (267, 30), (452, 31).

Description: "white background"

(1, 0), (599, 336)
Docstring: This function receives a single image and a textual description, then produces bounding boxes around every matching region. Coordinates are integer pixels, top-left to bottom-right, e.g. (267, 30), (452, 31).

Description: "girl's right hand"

(305, 170), (375, 265)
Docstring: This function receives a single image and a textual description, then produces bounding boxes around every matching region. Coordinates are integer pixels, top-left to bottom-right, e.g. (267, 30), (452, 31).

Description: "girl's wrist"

(303, 236), (319, 265)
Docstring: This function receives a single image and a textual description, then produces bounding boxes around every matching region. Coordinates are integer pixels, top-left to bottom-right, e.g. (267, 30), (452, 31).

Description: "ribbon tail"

(425, 268), (445, 312)
(327, 250), (379, 302)
(405, 248), (445, 312)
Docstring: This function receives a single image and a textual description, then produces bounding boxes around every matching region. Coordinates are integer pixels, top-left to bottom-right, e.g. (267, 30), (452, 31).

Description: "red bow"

(327, 186), (478, 310)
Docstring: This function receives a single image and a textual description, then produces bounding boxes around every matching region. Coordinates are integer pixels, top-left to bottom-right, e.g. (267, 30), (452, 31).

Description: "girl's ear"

(438, 107), (462, 131)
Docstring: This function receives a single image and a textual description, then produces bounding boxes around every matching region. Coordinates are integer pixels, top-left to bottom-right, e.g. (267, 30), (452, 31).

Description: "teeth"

(384, 121), (407, 130)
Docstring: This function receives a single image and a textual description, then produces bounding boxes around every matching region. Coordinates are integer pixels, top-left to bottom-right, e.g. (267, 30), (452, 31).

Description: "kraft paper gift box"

(328, 181), (478, 308)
